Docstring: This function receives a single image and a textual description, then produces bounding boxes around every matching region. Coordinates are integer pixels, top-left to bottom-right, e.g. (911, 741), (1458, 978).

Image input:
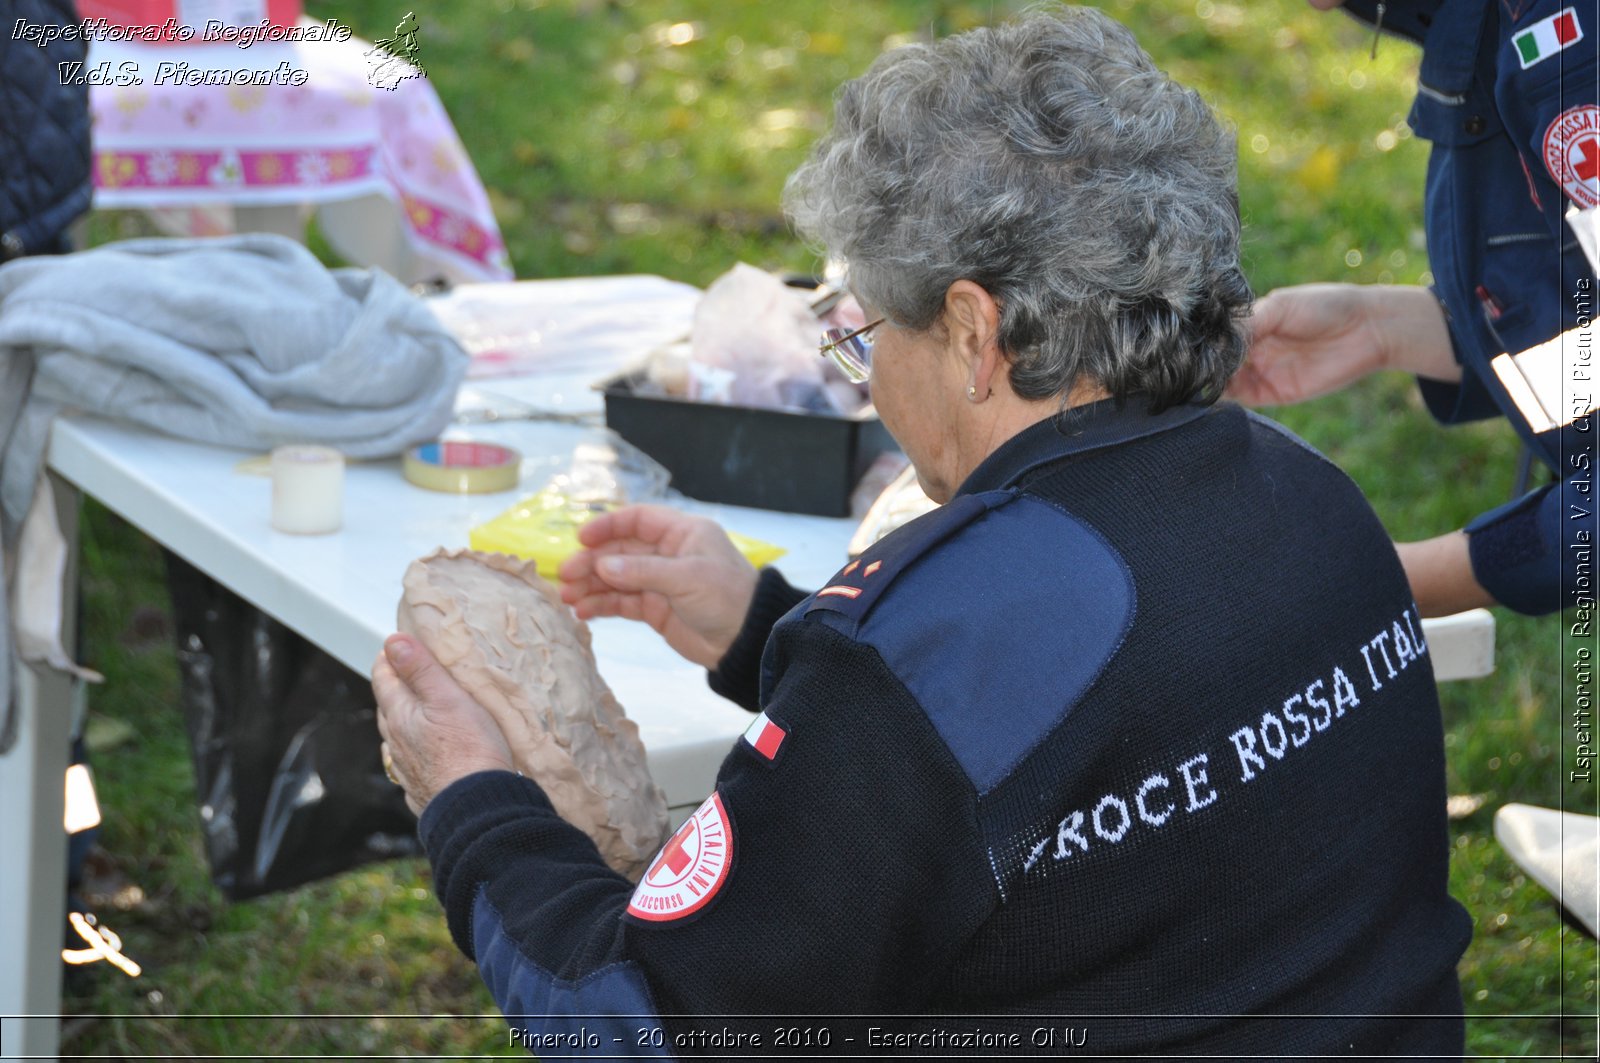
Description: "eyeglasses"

(818, 318), (884, 383)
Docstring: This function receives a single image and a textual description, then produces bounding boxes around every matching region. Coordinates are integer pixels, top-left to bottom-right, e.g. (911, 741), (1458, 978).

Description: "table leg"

(0, 473), (82, 1061)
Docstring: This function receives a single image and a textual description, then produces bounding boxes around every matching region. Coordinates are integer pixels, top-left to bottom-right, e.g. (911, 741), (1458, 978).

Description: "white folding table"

(0, 324), (1496, 1057)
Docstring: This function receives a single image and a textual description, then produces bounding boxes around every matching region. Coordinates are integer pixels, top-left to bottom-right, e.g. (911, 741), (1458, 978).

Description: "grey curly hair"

(783, 4), (1251, 410)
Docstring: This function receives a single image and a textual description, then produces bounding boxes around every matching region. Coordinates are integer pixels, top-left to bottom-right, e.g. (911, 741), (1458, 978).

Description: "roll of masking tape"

(271, 445), (344, 534)
(404, 441), (521, 494)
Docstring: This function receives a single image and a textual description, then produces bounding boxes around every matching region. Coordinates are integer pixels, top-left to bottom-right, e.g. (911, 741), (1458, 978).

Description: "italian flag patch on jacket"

(1514, 7), (1583, 69)
(743, 711), (786, 760)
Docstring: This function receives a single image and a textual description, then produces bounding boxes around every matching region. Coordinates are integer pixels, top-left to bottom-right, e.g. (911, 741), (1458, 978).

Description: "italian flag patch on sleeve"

(743, 711), (786, 761)
(1514, 7), (1583, 69)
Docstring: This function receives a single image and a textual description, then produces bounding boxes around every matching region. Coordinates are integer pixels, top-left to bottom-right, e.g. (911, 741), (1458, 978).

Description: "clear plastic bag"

(469, 431), (785, 579)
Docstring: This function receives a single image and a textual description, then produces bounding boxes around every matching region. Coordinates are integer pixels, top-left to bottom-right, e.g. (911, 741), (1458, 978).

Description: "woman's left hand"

(371, 634), (516, 817)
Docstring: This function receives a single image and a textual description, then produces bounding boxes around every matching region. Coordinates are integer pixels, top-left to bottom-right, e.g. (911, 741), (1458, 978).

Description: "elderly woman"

(373, 6), (1470, 1055)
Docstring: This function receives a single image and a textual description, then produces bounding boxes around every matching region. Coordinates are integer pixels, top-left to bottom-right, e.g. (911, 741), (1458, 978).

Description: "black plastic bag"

(164, 552), (419, 899)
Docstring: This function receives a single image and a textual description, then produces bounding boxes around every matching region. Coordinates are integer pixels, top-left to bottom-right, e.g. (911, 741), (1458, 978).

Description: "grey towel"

(0, 233), (470, 752)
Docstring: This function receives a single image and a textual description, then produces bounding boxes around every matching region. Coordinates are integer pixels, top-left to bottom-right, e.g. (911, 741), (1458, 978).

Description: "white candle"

(271, 445), (344, 535)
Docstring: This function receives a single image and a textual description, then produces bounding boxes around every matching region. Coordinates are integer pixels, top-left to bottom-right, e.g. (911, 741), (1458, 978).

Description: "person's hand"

(558, 504), (759, 670)
(1229, 284), (1458, 406)
(1394, 532), (1495, 618)
(1230, 284), (1389, 405)
(372, 634), (515, 816)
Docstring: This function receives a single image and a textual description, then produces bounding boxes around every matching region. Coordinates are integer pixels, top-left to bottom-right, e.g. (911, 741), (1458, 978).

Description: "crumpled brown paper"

(397, 548), (668, 880)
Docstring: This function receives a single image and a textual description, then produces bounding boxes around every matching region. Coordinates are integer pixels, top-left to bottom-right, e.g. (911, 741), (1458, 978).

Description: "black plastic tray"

(602, 373), (896, 517)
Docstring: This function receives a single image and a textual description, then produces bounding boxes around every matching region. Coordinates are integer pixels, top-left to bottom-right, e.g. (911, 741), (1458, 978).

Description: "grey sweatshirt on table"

(0, 233), (470, 751)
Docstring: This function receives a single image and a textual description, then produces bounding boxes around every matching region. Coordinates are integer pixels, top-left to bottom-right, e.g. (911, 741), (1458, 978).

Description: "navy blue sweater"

(421, 399), (1470, 1058)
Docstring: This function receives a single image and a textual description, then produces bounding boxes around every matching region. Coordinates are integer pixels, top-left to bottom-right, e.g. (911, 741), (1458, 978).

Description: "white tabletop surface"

(46, 400), (857, 811)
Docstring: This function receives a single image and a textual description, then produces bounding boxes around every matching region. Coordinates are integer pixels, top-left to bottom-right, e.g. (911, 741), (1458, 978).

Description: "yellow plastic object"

(469, 490), (786, 581)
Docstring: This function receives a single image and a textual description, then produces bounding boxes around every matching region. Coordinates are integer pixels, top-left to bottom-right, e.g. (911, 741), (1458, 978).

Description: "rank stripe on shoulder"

(803, 490), (1014, 625)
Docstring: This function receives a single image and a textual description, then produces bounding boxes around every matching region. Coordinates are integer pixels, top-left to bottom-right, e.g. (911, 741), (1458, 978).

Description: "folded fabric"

(0, 233), (470, 752)
(1494, 803), (1600, 937)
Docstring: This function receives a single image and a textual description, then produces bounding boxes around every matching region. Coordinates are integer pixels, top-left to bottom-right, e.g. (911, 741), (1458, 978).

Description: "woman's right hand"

(1228, 283), (1458, 406)
(558, 504), (759, 670)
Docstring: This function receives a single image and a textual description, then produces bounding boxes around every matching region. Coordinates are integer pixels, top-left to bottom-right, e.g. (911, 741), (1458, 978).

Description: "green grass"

(61, 0), (1596, 1058)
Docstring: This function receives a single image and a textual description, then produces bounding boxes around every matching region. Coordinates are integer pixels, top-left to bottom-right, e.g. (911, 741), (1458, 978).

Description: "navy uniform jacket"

(0, 0), (92, 259)
(1346, 0), (1598, 614)
(420, 399), (1470, 1058)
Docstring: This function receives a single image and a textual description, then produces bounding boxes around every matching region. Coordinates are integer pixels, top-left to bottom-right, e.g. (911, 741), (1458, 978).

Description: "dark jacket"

(1350, 0), (1597, 615)
(1, 0), (91, 259)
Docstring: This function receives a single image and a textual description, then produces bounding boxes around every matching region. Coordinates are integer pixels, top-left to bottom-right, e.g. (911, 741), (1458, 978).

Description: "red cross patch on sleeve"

(626, 791), (734, 923)
(1544, 104), (1600, 208)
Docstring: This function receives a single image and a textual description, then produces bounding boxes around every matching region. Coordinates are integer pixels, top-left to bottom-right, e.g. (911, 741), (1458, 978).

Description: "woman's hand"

(558, 504), (759, 670)
(1229, 284), (1459, 406)
(372, 635), (515, 817)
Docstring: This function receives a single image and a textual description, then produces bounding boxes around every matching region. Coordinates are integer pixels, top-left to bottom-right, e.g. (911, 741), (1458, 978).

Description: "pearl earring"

(967, 385), (977, 400)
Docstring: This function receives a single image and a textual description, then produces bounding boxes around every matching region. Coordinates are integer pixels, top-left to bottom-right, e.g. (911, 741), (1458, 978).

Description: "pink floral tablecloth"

(87, 19), (512, 283)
